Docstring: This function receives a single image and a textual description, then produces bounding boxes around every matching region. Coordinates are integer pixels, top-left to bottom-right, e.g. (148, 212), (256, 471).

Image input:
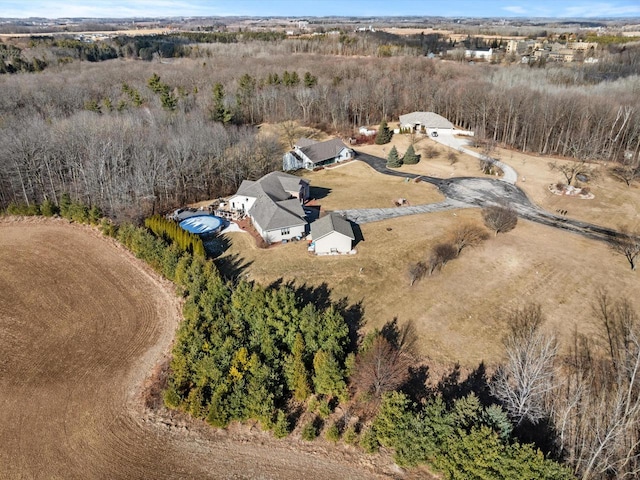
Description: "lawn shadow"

(309, 186), (332, 201)
(436, 362), (492, 408)
(350, 220), (364, 248)
(214, 252), (253, 282)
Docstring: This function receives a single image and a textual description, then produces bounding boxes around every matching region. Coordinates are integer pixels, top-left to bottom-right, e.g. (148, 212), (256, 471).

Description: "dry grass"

(355, 133), (485, 179)
(307, 161), (444, 210)
(222, 210), (638, 367)
(492, 147), (640, 231)
(220, 137), (640, 367)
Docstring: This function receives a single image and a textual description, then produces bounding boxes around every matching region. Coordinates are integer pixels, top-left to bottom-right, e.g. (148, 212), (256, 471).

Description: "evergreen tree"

(287, 333), (312, 401)
(40, 198), (59, 217)
(402, 144), (420, 165)
(312, 350), (346, 399)
(386, 146), (403, 168)
(211, 82), (232, 124)
(303, 71), (317, 88)
(375, 119), (393, 145)
(58, 193), (72, 219)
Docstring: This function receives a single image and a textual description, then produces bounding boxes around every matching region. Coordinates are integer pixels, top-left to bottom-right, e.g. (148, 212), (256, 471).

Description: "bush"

(273, 410), (290, 439)
(307, 396), (319, 413)
(325, 423), (340, 442)
(318, 399), (332, 419)
(360, 426), (379, 453)
(343, 424), (358, 445)
(301, 420), (318, 441)
(482, 206), (518, 235)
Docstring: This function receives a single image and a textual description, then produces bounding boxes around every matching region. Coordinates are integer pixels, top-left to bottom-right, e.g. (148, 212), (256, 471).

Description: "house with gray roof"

(283, 137), (354, 171)
(228, 171), (310, 244)
(399, 112), (454, 134)
(310, 213), (355, 255)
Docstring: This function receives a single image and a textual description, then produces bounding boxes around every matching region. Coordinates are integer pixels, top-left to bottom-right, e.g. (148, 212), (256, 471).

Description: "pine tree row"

(144, 214), (205, 258)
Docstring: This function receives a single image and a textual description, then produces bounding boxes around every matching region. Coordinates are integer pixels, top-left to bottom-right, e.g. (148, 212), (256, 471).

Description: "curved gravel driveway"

(336, 152), (623, 244)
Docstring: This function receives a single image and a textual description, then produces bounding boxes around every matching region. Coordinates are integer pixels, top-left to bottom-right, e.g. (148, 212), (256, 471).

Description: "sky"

(1, 0), (639, 19)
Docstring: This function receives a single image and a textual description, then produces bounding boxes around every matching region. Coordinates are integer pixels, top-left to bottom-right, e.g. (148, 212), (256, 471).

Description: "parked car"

(431, 131), (439, 137)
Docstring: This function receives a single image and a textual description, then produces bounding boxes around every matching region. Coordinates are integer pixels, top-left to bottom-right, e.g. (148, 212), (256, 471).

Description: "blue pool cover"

(179, 215), (223, 234)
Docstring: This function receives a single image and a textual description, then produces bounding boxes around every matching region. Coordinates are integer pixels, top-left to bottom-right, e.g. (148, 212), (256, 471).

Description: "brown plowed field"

(0, 219), (402, 479)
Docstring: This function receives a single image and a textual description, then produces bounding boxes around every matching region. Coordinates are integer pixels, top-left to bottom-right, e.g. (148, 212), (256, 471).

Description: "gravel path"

(349, 152), (623, 244)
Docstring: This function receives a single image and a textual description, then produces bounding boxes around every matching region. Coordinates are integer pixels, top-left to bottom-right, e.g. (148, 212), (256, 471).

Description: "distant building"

(399, 111), (454, 134)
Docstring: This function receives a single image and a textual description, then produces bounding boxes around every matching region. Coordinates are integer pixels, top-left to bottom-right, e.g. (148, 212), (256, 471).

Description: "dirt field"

(0, 218), (407, 480)
(220, 158), (639, 367)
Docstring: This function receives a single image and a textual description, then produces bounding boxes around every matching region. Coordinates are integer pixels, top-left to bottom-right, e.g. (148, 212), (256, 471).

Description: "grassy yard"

(216, 127), (640, 367)
(305, 161), (444, 210)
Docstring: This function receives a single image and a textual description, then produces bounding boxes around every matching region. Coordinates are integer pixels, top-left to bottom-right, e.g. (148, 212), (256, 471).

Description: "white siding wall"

(314, 232), (352, 254)
(264, 224), (307, 244)
(337, 148), (354, 161)
(229, 195), (256, 214)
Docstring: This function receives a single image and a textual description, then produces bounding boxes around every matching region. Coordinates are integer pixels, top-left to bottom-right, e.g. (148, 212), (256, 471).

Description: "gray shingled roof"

(295, 138), (318, 148)
(238, 171), (309, 232)
(299, 138), (351, 164)
(311, 213), (355, 241)
(399, 112), (454, 129)
(250, 197), (306, 230)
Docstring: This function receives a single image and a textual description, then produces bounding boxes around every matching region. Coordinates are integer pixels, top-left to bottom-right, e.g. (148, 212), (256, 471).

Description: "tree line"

(1, 39), (638, 215)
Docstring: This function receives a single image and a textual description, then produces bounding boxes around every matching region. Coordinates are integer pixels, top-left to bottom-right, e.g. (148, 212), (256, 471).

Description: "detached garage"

(310, 213), (355, 255)
(399, 111), (454, 135)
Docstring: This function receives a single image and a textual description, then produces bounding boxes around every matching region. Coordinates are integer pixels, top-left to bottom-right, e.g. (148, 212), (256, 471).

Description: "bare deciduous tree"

(428, 242), (457, 275)
(553, 291), (640, 480)
(448, 223), (490, 256)
(491, 304), (558, 426)
(482, 205), (518, 235)
(408, 261), (427, 286)
(609, 228), (640, 271)
(609, 160), (640, 187)
(350, 335), (411, 398)
(548, 159), (597, 186)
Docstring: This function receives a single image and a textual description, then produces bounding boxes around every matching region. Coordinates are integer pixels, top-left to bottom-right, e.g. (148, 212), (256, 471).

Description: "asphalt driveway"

(336, 152), (622, 244)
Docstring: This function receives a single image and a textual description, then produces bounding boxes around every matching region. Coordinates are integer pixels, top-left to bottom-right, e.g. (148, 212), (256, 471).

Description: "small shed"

(311, 213), (355, 255)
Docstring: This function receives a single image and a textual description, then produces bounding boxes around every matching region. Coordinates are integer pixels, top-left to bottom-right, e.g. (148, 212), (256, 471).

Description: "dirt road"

(0, 219), (401, 480)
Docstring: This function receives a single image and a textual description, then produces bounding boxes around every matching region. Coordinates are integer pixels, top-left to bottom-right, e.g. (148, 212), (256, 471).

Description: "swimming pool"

(179, 215), (224, 235)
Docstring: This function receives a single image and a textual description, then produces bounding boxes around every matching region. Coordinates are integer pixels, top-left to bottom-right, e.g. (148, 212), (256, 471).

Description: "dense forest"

(1, 34), (639, 219)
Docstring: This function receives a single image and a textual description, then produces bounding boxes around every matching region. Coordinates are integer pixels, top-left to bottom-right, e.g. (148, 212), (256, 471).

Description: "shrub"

(318, 399), (332, 419)
(307, 396), (319, 413)
(359, 426), (380, 453)
(343, 424), (358, 445)
(325, 423), (340, 442)
(301, 420), (318, 441)
(273, 410), (290, 439)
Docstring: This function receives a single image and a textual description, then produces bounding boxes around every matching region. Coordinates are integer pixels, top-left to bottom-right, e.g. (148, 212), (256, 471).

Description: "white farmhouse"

(228, 171), (309, 244)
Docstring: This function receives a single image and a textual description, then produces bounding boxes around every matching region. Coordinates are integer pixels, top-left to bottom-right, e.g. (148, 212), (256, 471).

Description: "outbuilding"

(310, 213), (355, 255)
(399, 111), (454, 136)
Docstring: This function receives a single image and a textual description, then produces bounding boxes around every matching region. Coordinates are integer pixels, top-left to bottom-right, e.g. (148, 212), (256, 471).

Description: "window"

(281, 228), (290, 236)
